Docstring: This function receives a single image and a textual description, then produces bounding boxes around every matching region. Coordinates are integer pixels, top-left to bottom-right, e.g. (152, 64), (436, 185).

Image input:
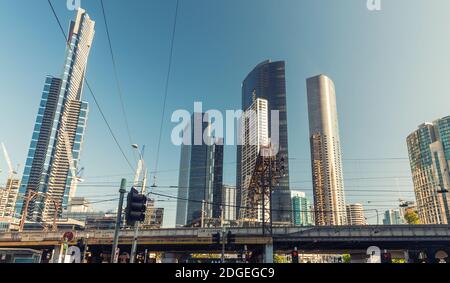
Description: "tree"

(274, 254), (289, 263)
(342, 254), (351, 263)
(404, 209), (420, 224)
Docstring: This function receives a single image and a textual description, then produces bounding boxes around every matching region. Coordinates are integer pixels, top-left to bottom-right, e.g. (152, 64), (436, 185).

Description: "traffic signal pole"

(111, 178), (127, 263)
(130, 169), (147, 263)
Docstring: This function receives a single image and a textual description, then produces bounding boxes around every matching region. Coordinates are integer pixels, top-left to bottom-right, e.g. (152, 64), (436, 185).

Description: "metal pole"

(130, 170), (147, 263)
(111, 178), (127, 263)
(221, 206), (225, 263)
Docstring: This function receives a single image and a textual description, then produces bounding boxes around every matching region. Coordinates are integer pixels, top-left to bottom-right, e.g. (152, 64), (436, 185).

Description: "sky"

(1, 0), (450, 227)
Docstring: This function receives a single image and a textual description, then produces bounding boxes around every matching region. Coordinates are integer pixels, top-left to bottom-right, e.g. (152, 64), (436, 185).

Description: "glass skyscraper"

(176, 113), (224, 227)
(306, 75), (347, 226)
(407, 116), (450, 224)
(236, 60), (292, 224)
(291, 191), (313, 226)
(15, 8), (95, 222)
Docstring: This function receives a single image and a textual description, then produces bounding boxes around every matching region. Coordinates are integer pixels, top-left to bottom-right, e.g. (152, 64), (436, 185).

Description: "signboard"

(63, 232), (74, 242)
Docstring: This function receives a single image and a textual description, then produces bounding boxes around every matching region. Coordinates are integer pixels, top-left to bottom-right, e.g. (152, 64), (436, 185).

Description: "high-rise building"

(176, 113), (224, 227)
(143, 199), (164, 229)
(346, 203), (366, 226)
(307, 75), (347, 226)
(236, 60), (292, 224)
(291, 191), (313, 226)
(15, 8), (95, 222)
(383, 209), (403, 225)
(406, 116), (450, 224)
(0, 178), (20, 218)
(222, 185), (236, 222)
(239, 97), (269, 221)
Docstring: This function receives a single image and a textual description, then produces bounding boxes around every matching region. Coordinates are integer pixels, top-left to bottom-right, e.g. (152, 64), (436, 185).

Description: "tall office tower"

(176, 113), (224, 227)
(236, 60), (292, 224)
(307, 75), (347, 226)
(15, 9), (95, 222)
(239, 98), (269, 220)
(383, 209), (403, 225)
(0, 178), (20, 218)
(407, 116), (450, 224)
(291, 191), (313, 226)
(222, 185), (236, 221)
(346, 203), (366, 225)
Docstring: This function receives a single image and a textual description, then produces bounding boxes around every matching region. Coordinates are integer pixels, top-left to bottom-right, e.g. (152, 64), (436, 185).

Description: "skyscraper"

(306, 75), (347, 226)
(291, 191), (313, 226)
(222, 185), (236, 222)
(236, 60), (292, 224)
(15, 8), (95, 222)
(383, 209), (403, 225)
(176, 113), (224, 227)
(407, 116), (450, 224)
(346, 203), (366, 226)
(239, 97), (269, 221)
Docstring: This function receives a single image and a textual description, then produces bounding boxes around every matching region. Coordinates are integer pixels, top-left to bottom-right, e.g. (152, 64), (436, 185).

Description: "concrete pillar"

(263, 243), (274, 263)
(51, 244), (64, 263)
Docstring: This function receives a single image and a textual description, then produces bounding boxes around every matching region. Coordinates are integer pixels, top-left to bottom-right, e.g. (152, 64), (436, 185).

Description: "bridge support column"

(263, 243), (274, 263)
(50, 244), (64, 263)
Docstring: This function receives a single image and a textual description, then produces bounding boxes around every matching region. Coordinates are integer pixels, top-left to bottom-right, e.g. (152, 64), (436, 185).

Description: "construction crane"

(1, 142), (18, 177)
(1, 142), (20, 218)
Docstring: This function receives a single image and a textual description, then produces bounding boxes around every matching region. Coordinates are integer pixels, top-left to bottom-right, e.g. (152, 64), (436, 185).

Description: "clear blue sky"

(1, 0), (449, 227)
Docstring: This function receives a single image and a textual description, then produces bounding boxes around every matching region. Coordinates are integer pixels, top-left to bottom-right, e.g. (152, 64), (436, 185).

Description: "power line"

(100, 0), (136, 152)
(46, 0), (135, 172)
(153, 0), (180, 179)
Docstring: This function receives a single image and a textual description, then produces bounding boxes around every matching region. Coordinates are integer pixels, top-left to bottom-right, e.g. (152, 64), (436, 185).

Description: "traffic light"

(381, 252), (392, 263)
(125, 187), (148, 226)
(227, 231), (236, 245)
(291, 250), (299, 264)
(212, 232), (221, 245)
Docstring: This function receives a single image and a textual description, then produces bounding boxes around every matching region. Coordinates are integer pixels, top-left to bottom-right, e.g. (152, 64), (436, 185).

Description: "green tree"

(342, 254), (351, 263)
(404, 209), (420, 224)
(274, 254), (289, 263)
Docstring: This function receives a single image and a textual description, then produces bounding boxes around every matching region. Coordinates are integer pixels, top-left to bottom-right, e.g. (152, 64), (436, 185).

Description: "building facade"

(383, 209), (403, 225)
(15, 9), (94, 222)
(346, 203), (366, 225)
(0, 178), (20, 218)
(407, 116), (450, 224)
(291, 191), (313, 226)
(222, 185), (236, 222)
(236, 60), (292, 224)
(176, 113), (224, 227)
(239, 98), (269, 221)
(306, 75), (347, 226)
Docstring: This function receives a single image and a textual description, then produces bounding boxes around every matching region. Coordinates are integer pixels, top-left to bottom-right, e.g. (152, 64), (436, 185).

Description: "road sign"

(63, 231), (74, 242)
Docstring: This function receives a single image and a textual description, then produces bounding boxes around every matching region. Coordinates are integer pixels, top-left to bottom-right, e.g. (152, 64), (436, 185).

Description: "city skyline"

(1, 1), (450, 227)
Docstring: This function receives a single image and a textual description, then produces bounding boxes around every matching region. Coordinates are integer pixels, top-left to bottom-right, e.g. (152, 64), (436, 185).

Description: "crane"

(1, 142), (20, 218)
(1, 142), (17, 177)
